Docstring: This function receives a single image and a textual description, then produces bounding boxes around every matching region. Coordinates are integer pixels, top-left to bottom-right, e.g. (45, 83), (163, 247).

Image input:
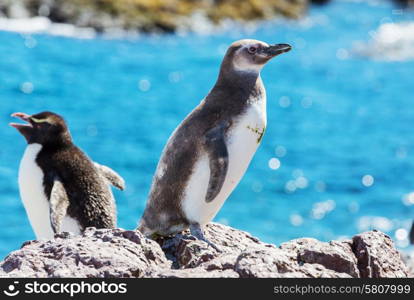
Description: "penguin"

(138, 39), (291, 249)
(10, 111), (125, 240)
(410, 221), (414, 244)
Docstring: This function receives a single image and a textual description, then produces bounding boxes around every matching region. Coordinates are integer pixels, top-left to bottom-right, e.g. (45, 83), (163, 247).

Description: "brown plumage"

(10, 111), (125, 238)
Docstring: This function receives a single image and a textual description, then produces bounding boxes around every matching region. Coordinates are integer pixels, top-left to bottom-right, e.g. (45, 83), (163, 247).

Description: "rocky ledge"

(0, 0), (309, 34)
(0, 223), (411, 278)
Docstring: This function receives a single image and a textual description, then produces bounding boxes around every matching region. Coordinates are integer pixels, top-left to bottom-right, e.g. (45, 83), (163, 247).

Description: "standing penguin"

(10, 111), (125, 240)
(138, 39), (291, 248)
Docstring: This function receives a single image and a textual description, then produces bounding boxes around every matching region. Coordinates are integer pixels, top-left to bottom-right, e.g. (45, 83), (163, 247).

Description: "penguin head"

(223, 39), (291, 74)
(10, 111), (71, 145)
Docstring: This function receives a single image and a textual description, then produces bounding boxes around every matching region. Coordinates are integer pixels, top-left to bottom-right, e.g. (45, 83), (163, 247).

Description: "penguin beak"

(9, 112), (34, 142)
(264, 44), (292, 57)
(10, 112), (32, 128)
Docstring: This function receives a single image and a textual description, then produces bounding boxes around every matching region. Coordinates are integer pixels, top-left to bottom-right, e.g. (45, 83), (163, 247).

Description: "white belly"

(18, 143), (82, 239)
(18, 143), (54, 239)
(182, 99), (267, 225)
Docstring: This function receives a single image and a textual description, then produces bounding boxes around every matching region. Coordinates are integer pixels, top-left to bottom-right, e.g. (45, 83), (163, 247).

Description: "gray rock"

(280, 238), (360, 277)
(0, 223), (409, 278)
(352, 230), (408, 278)
(0, 228), (169, 278)
(0, 0), (307, 33)
(401, 251), (414, 278)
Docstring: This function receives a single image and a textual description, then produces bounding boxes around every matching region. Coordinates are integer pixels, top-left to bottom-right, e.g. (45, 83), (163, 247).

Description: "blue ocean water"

(0, 1), (414, 259)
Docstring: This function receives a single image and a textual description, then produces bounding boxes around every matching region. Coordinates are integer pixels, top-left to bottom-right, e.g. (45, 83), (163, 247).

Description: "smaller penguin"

(10, 111), (125, 240)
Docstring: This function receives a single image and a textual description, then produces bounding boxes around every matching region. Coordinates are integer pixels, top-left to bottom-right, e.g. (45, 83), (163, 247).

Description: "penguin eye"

(248, 46), (257, 54)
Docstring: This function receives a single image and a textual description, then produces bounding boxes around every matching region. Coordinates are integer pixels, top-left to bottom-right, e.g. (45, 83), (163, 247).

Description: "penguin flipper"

(203, 123), (229, 203)
(49, 178), (70, 234)
(94, 162), (125, 190)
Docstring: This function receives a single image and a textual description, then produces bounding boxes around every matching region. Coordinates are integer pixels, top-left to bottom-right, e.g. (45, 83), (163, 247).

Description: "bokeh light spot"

(138, 79), (151, 92)
(275, 146), (287, 157)
(290, 214), (303, 226)
(279, 96), (291, 108)
(268, 158), (281, 170)
(395, 228), (408, 241)
(362, 175), (374, 187)
(20, 82), (34, 94)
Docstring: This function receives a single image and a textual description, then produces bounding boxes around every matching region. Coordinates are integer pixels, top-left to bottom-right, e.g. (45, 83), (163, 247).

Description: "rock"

(393, 0), (414, 8)
(311, 0), (331, 5)
(2, 0), (413, 34)
(1, 0), (309, 34)
(352, 230), (408, 278)
(158, 222), (272, 269)
(410, 221), (414, 244)
(232, 249), (351, 278)
(0, 223), (409, 278)
(280, 238), (360, 277)
(401, 251), (414, 278)
(0, 228), (170, 278)
(147, 267), (240, 278)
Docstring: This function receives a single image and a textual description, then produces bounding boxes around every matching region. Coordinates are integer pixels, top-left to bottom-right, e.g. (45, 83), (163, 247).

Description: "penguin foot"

(189, 223), (222, 252)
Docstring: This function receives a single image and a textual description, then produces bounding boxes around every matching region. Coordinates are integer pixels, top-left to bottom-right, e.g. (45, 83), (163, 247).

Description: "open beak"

(10, 112), (35, 142)
(264, 43), (292, 57)
(9, 112), (33, 130)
